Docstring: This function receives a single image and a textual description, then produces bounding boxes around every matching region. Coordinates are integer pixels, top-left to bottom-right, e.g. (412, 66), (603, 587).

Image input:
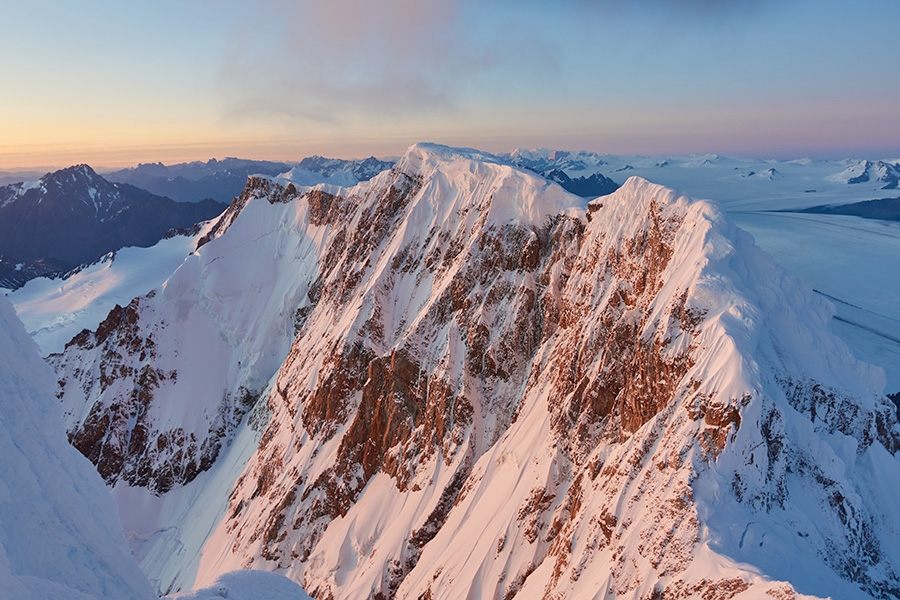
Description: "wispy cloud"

(216, 0), (562, 126)
(214, 0), (796, 135)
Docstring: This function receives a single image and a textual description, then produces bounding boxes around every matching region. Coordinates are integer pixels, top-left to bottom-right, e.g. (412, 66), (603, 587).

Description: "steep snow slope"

(8, 223), (215, 355)
(48, 176), (325, 495)
(48, 144), (900, 599)
(732, 212), (900, 393)
(0, 296), (156, 600)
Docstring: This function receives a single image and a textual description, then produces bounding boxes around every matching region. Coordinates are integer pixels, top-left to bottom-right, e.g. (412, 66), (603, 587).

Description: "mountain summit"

(49, 144), (900, 599)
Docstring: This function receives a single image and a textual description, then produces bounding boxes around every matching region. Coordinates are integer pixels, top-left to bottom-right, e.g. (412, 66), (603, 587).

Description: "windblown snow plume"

(50, 144), (900, 599)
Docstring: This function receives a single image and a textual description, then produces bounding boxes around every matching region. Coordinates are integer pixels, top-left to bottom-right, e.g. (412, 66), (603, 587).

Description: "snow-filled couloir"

(49, 143), (900, 599)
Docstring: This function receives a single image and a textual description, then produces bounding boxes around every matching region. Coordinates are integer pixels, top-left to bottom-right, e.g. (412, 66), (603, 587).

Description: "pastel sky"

(2, 0), (898, 168)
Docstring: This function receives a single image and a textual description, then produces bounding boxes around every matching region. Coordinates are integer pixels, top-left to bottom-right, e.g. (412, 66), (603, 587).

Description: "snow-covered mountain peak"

(44, 146), (900, 599)
(396, 142), (503, 172)
(26, 163), (124, 211)
(829, 159), (900, 188)
(391, 142), (585, 228)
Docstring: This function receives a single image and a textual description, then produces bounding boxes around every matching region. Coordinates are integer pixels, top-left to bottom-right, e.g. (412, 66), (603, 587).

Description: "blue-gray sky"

(1, 0), (898, 167)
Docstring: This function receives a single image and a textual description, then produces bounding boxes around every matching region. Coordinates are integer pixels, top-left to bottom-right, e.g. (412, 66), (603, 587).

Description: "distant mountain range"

(105, 157), (294, 203)
(0, 165), (225, 289)
(828, 159), (900, 189)
(295, 155), (396, 182)
(501, 149), (621, 197)
(0, 170), (45, 186)
(105, 156), (397, 203)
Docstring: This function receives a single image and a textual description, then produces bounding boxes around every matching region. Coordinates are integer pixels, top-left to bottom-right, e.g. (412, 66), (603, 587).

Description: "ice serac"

(49, 144), (900, 599)
(0, 296), (155, 600)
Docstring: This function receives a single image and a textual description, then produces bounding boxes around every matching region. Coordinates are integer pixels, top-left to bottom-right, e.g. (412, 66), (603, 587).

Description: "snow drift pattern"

(50, 144), (900, 599)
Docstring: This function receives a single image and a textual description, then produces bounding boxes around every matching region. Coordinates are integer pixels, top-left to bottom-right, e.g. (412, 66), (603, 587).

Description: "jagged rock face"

(197, 175), (301, 248)
(209, 166), (715, 598)
(48, 144), (900, 599)
(49, 292), (252, 494)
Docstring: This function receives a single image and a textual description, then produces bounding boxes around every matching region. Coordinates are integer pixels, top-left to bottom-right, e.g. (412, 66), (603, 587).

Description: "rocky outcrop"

(49, 293), (256, 494)
(197, 176), (302, 248)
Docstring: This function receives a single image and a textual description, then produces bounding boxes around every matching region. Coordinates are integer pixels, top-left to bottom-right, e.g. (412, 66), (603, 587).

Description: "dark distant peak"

(128, 161), (168, 173)
(38, 165), (113, 196)
(44, 164), (101, 182)
(297, 155), (336, 169)
(545, 168), (571, 183)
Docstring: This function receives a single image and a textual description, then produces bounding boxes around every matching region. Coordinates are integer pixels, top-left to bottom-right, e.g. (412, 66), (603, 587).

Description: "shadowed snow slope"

(167, 570), (312, 600)
(0, 296), (155, 600)
(48, 144), (900, 599)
